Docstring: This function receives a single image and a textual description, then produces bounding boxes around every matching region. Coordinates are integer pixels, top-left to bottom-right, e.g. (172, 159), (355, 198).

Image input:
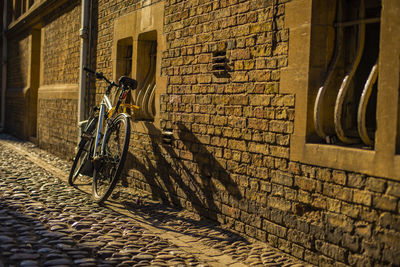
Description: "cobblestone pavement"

(0, 134), (310, 267)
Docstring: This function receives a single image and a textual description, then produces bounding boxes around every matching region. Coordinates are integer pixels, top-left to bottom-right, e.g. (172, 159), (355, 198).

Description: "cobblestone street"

(0, 134), (308, 267)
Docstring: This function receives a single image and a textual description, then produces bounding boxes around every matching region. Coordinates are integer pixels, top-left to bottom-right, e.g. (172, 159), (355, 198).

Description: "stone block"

(304, 249), (319, 266)
(332, 170), (346, 185)
(387, 181), (400, 197)
(315, 240), (347, 262)
(262, 219), (287, 238)
(323, 183), (353, 202)
(271, 170), (293, 186)
(347, 173), (366, 188)
(287, 229), (312, 249)
(373, 194), (397, 211)
(361, 240), (381, 260)
(327, 213), (354, 233)
(352, 189), (372, 206)
(366, 177), (386, 193)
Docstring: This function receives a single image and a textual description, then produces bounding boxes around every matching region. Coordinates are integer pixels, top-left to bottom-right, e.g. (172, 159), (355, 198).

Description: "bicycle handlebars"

(83, 66), (137, 90)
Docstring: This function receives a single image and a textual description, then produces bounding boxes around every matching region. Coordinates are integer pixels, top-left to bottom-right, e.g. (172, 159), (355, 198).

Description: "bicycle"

(68, 67), (138, 203)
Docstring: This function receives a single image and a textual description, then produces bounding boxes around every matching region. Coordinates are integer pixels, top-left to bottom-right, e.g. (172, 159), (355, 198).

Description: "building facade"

(1, 0), (400, 265)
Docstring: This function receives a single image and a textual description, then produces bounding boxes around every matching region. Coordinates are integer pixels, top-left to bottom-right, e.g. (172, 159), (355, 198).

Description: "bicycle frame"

(93, 93), (113, 158)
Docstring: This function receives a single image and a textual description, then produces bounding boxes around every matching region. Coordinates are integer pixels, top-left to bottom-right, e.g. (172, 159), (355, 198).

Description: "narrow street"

(0, 134), (308, 267)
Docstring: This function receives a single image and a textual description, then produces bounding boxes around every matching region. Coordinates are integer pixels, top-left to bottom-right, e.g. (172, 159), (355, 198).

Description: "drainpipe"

(78, 0), (90, 137)
(87, 0), (93, 117)
(0, 0), (7, 132)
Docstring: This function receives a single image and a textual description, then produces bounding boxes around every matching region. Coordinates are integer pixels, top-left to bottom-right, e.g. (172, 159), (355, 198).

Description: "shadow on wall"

(124, 122), (242, 221)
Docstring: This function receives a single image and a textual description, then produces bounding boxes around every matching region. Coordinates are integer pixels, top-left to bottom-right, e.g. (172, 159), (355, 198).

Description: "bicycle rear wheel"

(69, 116), (98, 186)
(92, 113), (130, 203)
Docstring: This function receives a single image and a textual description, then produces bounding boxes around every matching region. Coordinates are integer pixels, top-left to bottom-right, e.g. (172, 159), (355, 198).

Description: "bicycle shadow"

(123, 122), (242, 222)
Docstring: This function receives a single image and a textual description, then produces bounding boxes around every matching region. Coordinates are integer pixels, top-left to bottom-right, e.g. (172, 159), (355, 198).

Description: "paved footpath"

(0, 134), (310, 267)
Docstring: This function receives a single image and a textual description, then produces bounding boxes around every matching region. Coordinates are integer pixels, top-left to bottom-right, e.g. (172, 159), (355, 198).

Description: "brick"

(327, 213), (354, 233)
(291, 243), (305, 259)
(341, 202), (360, 218)
(262, 220), (287, 238)
(332, 170), (346, 185)
(271, 171), (293, 188)
(359, 207), (379, 222)
(366, 177), (386, 193)
(249, 95), (271, 106)
(342, 233), (359, 252)
(231, 71), (249, 82)
(312, 196), (327, 209)
(387, 181), (400, 197)
(248, 118), (268, 131)
(230, 48), (251, 60)
(316, 168), (332, 182)
(348, 253), (373, 266)
(269, 145), (289, 158)
(361, 240), (381, 260)
(268, 196), (291, 212)
(268, 234), (279, 247)
(294, 176), (318, 192)
(278, 238), (291, 254)
(301, 165), (317, 178)
(256, 229), (267, 242)
(373, 194), (397, 211)
(287, 229), (312, 249)
(323, 183), (352, 202)
(247, 142), (268, 154)
(304, 249), (319, 266)
(347, 173), (366, 188)
(326, 198), (341, 213)
(352, 189), (372, 206)
(297, 190), (312, 204)
(315, 240), (347, 262)
(228, 139), (246, 151)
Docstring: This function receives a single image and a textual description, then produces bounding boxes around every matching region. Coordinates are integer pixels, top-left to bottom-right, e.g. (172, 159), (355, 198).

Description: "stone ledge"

(38, 84), (78, 100)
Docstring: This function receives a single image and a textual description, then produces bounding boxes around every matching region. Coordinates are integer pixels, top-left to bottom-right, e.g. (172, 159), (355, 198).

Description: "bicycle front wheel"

(69, 116), (98, 186)
(92, 113), (130, 203)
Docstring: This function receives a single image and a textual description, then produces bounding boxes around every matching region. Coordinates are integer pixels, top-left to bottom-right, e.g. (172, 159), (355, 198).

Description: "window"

(12, 0), (33, 21)
(112, 1), (166, 130)
(281, 0), (400, 180)
(312, 0), (380, 147)
(116, 37), (133, 78)
(134, 31), (157, 120)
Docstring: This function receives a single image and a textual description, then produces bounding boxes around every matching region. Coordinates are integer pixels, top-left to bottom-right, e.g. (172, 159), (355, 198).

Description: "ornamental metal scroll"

(313, 0), (380, 147)
(134, 42), (157, 120)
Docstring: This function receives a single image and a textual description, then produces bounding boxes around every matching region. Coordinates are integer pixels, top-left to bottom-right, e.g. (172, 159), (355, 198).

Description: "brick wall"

(5, 31), (30, 138)
(41, 1), (81, 86)
(7, 32), (30, 89)
(114, 0), (399, 266)
(37, 1), (81, 158)
(37, 98), (77, 159)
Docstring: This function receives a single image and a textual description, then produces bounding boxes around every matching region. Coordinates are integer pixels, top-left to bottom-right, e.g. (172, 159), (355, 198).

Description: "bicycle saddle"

(118, 76), (138, 90)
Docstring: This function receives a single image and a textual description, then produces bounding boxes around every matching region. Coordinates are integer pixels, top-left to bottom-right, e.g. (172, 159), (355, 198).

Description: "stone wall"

(114, 0), (399, 266)
(41, 2), (81, 86)
(37, 1), (81, 158)
(5, 31), (30, 138)
(37, 98), (78, 159)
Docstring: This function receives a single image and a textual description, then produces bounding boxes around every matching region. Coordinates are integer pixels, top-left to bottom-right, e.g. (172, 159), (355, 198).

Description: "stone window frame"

(281, 0), (400, 180)
(112, 2), (166, 132)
